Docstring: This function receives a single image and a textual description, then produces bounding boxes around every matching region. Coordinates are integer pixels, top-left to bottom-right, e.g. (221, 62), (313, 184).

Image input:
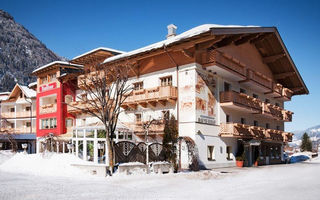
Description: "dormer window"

(133, 81), (143, 90)
(160, 76), (172, 86)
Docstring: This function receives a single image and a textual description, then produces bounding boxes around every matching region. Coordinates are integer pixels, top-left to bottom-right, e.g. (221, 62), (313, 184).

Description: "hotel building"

(32, 24), (308, 168)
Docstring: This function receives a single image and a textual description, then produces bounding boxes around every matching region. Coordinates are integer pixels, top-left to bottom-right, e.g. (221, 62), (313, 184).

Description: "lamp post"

(22, 143), (28, 153)
(0, 142), (3, 150)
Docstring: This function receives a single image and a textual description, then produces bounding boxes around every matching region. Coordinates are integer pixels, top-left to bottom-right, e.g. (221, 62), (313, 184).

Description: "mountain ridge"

(0, 9), (64, 92)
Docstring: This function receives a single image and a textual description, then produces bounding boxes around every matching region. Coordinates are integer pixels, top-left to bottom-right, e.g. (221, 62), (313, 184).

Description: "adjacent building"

(31, 24), (308, 168)
(0, 83), (37, 153)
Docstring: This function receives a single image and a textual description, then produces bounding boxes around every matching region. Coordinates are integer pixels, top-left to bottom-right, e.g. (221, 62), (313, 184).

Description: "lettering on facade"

(40, 82), (56, 92)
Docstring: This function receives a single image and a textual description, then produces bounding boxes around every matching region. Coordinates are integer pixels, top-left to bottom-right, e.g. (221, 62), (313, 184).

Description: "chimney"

(167, 24), (177, 39)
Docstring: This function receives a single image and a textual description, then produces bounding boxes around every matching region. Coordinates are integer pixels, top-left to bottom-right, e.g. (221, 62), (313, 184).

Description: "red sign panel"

(40, 82), (57, 92)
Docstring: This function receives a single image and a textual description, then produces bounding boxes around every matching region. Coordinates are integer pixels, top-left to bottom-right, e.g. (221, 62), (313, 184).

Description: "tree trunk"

(105, 125), (114, 175)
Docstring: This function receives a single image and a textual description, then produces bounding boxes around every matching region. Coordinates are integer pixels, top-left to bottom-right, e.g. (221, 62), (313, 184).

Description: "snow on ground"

(0, 151), (320, 200)
(0, 150), (15, 164)
(0, 151), (94, 178)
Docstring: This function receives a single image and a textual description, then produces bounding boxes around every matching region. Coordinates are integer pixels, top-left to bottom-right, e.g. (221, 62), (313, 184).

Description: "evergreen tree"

(162, 114), (178, 170)
(300, 132), (312, 152)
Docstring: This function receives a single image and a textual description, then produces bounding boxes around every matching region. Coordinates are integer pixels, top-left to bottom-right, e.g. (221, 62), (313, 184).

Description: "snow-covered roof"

(28, 82), (37, 88)
(6, 84), (36, 100)
(103, 24), (258, 64)
(72, 47), (126, 60)
(32, 61), (83, 74)
(20, 85), (36, 98)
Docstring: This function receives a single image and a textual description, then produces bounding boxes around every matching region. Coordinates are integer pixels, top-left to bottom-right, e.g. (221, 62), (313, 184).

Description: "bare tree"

(67, 62), (133, 174)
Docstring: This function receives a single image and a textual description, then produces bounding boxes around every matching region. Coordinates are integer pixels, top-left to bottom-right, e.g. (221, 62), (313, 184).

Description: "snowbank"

(0, 150), (15, 164)
(0, 152), (94, 178)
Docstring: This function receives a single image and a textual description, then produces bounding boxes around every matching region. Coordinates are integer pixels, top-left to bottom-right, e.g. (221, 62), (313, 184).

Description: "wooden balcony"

(262, 103), (283, 120)
(203, 50), (247, 81)
(67, 101), (92, 114)
(1, 112), (15, 118)
(282, 110), (293, 122)
(77, 71), (105, 89)
(219, 123), (292, 142)
(16, 111), (36, 118)
(125, 120), (165, 135)
(240, 69), (273, 93)
(220, 91), (262, 113)
(265, 82), (282, 97)
(1, 127), (36, 134)
(40, 104), (57, 114)
(121, 86), (178, 110)
(276, 88), (293, 101)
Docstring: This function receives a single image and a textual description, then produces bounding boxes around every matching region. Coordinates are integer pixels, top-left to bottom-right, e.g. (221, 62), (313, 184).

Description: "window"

(118, 132), (124, 140)
(226, 146), (232, 160)
(224, 82), (231, 91)
(66, 118), (73, 127)
(160, 76), (172, 86)
(127, 133), (132, 140)
(135, 113), (142, 123)
(275, 103), (279, 107)
(266, 123), (270, 129)
(49, 73), (57, 82)
(10, 123), (14, 128)
(254, 120), (258, 127)
(240, 88), (246, 94)
(26, 122), (31, 127)
(162, 110), (169, 120)
(40, 118), (57, 129)
(253, 93), (259, 99)
(265, 99), (270, 103)
(40, 76), (48, 84)
(10, 107), (15, 112)
(207, 146), (215, 161)
(81, 119), (86, 126)
(276, 125), (280, 130)
(241, 118), (246, 124)
(226, 115), (230, 123)
(20, 93), (23, 98)
(133, 81), (143, 90)
(26, 106), (31, 111)
(65, 95), (73, 104)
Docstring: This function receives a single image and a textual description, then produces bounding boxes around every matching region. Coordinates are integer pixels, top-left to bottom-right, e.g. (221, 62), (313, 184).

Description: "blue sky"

(1, 0), (319, 131)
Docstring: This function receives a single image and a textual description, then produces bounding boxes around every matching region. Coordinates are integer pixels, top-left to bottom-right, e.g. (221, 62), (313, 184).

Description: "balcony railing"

(220, 91), (293, 121)
(1, 112), (15, 118)
(281, 88), (293, 101)
(1, 127), (36, 134)
(219, 123), (292, 142)
(1, 111), (36, 118)
(77, 71), (105, 89)
(122, 86), (178, 109)
(16, 111), (36, 118)
(220, 91), (262, 113)
(67, 101), (92, 114)
(125, 119), (165, 135)
(40, 103), (57, 114)
(244, 69), (273, 91)
(262, 103), (283, 120)
(282, 110), (293, 122)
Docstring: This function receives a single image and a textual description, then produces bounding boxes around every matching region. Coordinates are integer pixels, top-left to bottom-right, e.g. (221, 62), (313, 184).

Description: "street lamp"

(22, 143), (28, 153)
(0, 143), (3, 149)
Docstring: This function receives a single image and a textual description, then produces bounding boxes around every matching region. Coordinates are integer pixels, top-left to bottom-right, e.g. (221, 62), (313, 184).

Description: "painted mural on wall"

(179, 70), (196, 123)
(195, 73), (217, 125)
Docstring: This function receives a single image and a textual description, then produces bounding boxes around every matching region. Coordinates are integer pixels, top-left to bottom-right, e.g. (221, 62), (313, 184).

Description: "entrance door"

(251, 146), (259, 166)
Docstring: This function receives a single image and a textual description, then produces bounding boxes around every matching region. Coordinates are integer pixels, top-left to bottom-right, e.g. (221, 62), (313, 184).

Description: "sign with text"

(40, 82), (57, 93)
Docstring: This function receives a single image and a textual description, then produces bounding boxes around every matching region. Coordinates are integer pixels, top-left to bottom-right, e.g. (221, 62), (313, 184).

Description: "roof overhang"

(100, 25), (308, 96)
(70, 47), (125, 65)
(32, 61), (83, 76)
